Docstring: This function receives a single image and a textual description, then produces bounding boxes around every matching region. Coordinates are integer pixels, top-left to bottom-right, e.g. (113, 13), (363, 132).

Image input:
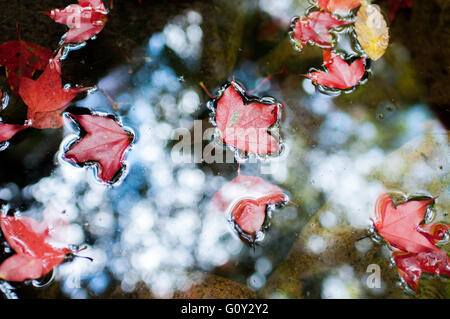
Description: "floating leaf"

(63, 113), (134, 184)
(373, 193), (449, 293)
(355, 1), (389, 61)
(317, 0), (361, 13)
(0, 124), (27, 145)
(290, 11), (353, 50)
(212, 80), (282, 155)
(211, 175), (287, 243)
(43, 0), (108, 43)
(0, 205), (82, 282)
(373, 193), (444, 253)
(393, 249), (449, 293)
(305, 50), (366, 90)
(0, 40), (52, 93)
(18, 50), (88, 129)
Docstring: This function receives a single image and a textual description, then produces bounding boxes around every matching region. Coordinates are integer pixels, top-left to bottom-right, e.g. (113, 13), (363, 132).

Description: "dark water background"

(0, 0), (448, 298)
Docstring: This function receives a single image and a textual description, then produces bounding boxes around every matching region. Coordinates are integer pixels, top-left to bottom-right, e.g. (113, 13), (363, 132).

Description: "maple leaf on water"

(18, 50), (89, 129)
(373, 193), (450, 292)
(317, 0), (361, 13)
(305, 50), (366, 90)
(0, 124), (27, 145)
(0, 205), (83, 282)
(389, 0), (413, 21)
(290, 11), (352, 50)
(373, 193), (443, 253)
(63, 113), (135, 184)
(393, 249), (450, 293)
(211, 175), (288, 243)
(0, 40), (52, 93)
(213, 80), (282, 155)
(43, 0), (108, 43)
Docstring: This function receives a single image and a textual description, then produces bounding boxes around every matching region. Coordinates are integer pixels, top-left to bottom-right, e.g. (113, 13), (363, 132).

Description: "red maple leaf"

(317, 0), (361, 13)
(290, 11), (352, 50)
(43, 0), (108, 43)
(0, 205), (81, 282)
(373, 193), (444, 253)
(213, 80), (282, 155)
(373, 193), (450, 292)
(211, 175), (287, 243)
(388, 0), (413, 21)
(0, 40), (52, 93)
(393, 249), (450, 293)
(63, 113), (134, 184)
(18, 50), (88, 129)
(305, 50), (366, 89)
(0, 124), (27, 145)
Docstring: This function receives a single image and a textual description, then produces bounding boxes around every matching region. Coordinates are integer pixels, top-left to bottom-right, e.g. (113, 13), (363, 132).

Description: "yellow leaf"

(355, 0), (389, 61)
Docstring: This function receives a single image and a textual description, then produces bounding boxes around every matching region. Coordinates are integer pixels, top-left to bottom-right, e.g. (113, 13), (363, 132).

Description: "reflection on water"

(0, 0), (448, 299)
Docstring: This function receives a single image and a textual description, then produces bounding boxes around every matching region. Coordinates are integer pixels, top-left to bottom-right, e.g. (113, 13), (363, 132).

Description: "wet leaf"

(373, 193), (449, 293)
(43, 0), (108, 43)
(355, 1), (389, 61)
(213, 80), (282, 155)
(0, 124), (27, 144)
(0, 40), (53, 93)
(305, 50), (366, 89)
(18, 50), (88, 129)
(393, 249), (450, 293)
(317, 0), (361, 13)
(0, 205), (77, 282)
(211, 174), (287, 243)
(389, 0), (413, 21)
(290, 11), (353, 50)
(63, 113), (134, 184)
(262, 132), (449, 299)
(373, 194), (445, 254)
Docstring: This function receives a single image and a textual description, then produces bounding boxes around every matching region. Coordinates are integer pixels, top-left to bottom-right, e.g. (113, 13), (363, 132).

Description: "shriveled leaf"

(43, 0), (108, 43)
(355, 1), (389, 61)
(211, 175), (287, 243)
(290, 11), (352, 50)
(213, 80), (282, 155)
(317, 0), (361, 13)
(18, 50), (88, 129)
(0, 40), (52, 93)
(306, 50), (366, 89)
(63, 113), (134, 184)
(393, 249), (450, 293)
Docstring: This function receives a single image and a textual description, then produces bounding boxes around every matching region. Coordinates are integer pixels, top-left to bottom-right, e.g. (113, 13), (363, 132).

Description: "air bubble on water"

(3, 245), (11, 254)
(0, 142), (10, 152)
(31, 270), (56, 288)
(0, 281), (18, 299)
(87, 86), (98, 95)
(61, 42), (88, 58)
(1, 92), (9, 110)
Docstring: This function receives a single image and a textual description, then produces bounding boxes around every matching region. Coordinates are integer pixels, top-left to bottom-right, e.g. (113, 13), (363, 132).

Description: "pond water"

(0, 0), (448, 299)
